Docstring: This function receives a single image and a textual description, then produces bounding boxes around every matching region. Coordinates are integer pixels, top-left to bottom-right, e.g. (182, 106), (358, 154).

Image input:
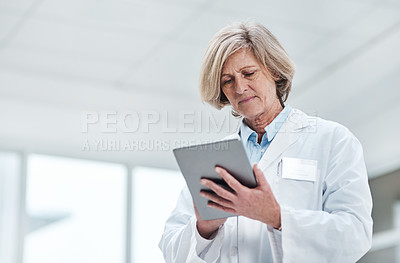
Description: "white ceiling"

(0, 0), (399, 177)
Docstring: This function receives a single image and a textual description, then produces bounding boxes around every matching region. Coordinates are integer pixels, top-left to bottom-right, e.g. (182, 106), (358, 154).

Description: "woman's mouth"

(239, 96), (256, 104)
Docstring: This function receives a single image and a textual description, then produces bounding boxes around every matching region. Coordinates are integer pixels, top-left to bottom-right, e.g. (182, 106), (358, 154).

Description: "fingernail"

(215, 167), (220, 173)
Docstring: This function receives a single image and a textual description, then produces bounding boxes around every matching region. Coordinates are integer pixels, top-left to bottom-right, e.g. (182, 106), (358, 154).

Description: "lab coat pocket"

(276, 157), (320, 210)
(279, 177), (318, 210)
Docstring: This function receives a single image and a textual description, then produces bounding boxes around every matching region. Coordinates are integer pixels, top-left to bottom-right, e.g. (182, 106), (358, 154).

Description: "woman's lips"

(239, 96), (256, 104)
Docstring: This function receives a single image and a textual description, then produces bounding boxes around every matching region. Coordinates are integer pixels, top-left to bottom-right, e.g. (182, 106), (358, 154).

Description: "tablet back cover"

(173, 139), (256, 220)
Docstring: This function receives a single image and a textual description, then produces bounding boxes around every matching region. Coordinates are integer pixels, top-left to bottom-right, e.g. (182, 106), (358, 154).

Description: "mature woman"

(159, 22), (372, 262)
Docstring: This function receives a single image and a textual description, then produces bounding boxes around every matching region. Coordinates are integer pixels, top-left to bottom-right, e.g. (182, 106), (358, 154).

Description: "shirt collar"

(239, 104), (292, 143)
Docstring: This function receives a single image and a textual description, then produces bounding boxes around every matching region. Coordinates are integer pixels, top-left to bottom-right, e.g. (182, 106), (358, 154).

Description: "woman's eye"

(244, 72), (255, 77)
(223, 79), (232, 85)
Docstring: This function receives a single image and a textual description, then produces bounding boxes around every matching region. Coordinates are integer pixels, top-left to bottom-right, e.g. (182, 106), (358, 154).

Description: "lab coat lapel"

(258, 109), (310, 170)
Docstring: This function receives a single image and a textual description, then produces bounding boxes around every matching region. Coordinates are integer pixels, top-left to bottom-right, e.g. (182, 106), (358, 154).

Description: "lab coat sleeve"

(279, 126), (373, 263)
(159, 186), (226, 263)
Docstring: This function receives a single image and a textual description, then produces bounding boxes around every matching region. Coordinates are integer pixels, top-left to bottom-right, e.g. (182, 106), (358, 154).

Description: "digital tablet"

(173, 139), (257, 220)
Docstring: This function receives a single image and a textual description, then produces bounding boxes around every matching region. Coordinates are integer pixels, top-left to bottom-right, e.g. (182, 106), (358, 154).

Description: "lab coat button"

(230, 247), (238, 256)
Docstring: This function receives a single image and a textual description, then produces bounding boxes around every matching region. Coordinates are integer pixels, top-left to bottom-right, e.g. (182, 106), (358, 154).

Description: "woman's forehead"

(222, 49), (261, 74)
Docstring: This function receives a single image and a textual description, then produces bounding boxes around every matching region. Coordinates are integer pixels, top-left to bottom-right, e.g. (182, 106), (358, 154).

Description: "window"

(395, 201), (400, 263)
(0, 152), (21, 263)
(132, 166), (185, 263)
(23, 154), (126, 263)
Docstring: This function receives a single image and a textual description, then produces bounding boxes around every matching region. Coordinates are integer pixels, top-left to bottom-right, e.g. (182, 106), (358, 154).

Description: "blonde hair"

(199, 22), (295, 114)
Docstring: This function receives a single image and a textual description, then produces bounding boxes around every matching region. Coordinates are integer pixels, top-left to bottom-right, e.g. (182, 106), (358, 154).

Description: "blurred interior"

(0, 0), (399, 262)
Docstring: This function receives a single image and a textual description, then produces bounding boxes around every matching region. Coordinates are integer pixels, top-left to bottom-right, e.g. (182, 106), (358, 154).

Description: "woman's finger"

(200, 190), (234, 209)
(253, 163), (268, 187)
(200, 178), (237, 201)
(215, 166), (246, 193)
(207, 200), (236, 214)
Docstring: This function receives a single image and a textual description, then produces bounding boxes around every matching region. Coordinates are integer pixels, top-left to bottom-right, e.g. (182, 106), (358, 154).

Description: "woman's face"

(221, 48), (280, 120)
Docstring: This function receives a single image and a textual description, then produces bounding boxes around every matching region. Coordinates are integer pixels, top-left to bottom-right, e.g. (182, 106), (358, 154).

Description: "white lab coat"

(159, 108), (373, 263)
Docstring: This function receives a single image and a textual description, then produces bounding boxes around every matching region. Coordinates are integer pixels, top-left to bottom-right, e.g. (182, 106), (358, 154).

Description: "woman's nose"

(234, 77), (248, 94)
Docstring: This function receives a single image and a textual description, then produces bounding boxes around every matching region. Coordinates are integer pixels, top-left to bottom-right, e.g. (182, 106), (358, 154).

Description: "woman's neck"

(244, 102), (283, 144)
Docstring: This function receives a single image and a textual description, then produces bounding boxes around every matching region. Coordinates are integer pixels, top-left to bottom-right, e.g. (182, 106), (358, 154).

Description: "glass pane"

(132, 167), (185, 263)
(24, 154), (126, 263)
(0, 152), (21, 263)
(395, 201), (400, 263)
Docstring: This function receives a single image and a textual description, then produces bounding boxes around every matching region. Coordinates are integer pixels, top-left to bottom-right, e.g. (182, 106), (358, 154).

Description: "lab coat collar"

(224, 108), (311, 170)
(258, 108), (311, 170)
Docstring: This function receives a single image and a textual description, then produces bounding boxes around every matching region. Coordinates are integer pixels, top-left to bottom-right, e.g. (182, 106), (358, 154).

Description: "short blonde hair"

(199, 22), (295, 112)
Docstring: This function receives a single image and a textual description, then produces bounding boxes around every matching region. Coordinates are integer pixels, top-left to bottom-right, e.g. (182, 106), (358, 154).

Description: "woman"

(159, 22), (372, 263)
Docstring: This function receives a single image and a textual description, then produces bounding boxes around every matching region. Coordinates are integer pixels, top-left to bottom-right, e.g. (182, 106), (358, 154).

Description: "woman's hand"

(194, 203), (227, 239)
(200, 163), (281, 229)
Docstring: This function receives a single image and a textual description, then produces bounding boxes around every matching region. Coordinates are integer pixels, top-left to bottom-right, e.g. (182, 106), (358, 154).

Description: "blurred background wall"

(0, 0), (399, 262)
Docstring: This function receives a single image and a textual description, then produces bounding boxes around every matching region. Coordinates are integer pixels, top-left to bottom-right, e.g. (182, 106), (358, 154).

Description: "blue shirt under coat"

(239, 105), (292, 165)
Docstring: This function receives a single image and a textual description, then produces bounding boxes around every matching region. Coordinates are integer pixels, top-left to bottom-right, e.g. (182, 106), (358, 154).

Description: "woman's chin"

(239, 109), (263, 120)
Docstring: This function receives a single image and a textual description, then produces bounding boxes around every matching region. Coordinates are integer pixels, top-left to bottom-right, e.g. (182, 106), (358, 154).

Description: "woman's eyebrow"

(239, 65), (258, 71)
(221, 65), (258, 77)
